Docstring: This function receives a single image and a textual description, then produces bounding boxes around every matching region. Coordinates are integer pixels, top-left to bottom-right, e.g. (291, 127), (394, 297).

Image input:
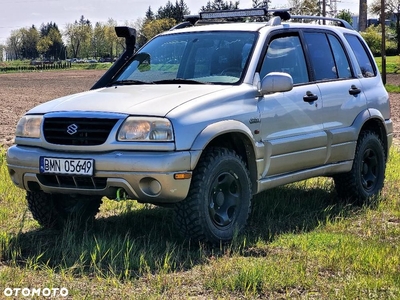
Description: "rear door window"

(303, 32), (337, 81)
(304, 32), (354, 81)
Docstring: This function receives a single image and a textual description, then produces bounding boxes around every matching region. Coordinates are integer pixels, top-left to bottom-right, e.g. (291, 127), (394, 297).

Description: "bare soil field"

(0, 70), (399, 148)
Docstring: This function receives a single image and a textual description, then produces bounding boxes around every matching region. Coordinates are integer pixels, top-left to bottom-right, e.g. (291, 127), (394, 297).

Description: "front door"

(257, 33), (328, 177)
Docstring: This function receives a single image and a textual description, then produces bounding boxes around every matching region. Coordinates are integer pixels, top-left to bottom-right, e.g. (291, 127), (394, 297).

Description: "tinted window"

(260, 35), (309, 84)
(328, 34), (352, 79)
(345, 34), (376, 77)
(304, 32), (336, 81)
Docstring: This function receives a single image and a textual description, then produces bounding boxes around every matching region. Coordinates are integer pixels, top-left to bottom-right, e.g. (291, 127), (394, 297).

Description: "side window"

(328, 34), (352, 79)
(260, 35), (309, 84)
(303, 32), (336, 81)
(344, 34), (376, 77)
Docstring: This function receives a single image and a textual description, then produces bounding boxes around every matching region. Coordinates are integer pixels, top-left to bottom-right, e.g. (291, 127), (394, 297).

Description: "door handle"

(349, 85), (361, 95)
(303, 91), (318, 102)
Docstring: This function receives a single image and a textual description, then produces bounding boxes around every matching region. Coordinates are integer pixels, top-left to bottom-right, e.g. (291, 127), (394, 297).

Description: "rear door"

(257, 32), (328, 177)
(303, 31), (367, 163)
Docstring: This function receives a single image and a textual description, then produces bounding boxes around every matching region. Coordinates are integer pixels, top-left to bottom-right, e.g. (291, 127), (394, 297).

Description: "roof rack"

(169, 8), (353, 31)
(181, 8), (291, 25)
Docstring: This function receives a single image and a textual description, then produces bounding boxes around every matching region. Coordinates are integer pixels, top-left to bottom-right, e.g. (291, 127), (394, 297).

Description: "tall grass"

(1, 147), (399, 298)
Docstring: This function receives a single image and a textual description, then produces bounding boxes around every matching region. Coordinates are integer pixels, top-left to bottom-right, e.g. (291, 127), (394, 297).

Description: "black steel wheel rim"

(361, 148), (379, 192)
(208, 171), (240, 228)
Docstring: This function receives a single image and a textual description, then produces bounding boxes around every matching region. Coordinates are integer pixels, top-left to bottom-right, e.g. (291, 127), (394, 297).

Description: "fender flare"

(189, 120), (261, 170)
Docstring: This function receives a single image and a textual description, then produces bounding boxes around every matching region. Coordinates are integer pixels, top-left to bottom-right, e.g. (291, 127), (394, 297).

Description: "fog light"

(139, 177), (162, 196)
(8, 169), (19, 185)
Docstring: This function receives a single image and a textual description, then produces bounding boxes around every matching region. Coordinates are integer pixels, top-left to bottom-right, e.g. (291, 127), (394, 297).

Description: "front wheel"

(174, 147), (252, 244)
(333, 131), (386, 204)
(27, 191), (102, 229)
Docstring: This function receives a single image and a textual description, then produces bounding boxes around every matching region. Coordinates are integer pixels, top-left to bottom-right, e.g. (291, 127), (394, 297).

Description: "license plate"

(40, 157), (94, 176)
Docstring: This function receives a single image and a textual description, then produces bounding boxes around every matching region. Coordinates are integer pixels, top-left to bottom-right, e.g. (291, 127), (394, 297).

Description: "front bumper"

(6, 145), (194, 203)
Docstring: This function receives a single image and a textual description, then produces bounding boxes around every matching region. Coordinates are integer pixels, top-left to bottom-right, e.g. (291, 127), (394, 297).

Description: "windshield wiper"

(152, 78), (206, 84)
(111, 80), (150, 86)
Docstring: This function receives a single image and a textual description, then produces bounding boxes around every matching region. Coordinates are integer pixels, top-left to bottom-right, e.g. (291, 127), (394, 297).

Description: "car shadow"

(5, 183), (370, 277)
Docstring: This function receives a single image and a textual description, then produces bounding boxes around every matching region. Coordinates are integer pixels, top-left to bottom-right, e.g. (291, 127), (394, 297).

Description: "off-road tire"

(26, 191), (102, 229)
(333, 131), (386, 204)
(174, 147), (252, 244)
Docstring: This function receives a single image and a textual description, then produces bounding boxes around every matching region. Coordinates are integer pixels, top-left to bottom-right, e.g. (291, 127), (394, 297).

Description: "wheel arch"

(190, 120), (259, 195)
(359, 108), (390, 161)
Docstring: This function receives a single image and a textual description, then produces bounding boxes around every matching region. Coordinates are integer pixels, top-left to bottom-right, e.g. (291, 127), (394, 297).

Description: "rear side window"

(327, 34), (352, 79)
(303, 32), (337, 81)
(344, 34), (376, 77)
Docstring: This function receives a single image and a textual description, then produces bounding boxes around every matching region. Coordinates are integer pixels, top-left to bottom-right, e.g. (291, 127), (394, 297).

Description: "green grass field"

(1, 146), (399, 299)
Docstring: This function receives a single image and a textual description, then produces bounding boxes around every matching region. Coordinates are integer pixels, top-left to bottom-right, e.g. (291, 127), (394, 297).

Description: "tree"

(370, 0), (400, 54)
(336, 9), (353, 25)
(39, 23), (64, 60)
(20, 26), (39, 59)
(145, 6), (155, 21)
(92, 22), (107, 59)
(252, 0), (270, 9)
(200, 0), (240, 12)
(139, 18), (176, 47)
(157, 0), (190, 23)
(36, 36), (52, 59)
(288, 0), (320, 16)
(6, 30), (22, 60)
(64, 16), (92, 58)
(104, 18), (121, 58)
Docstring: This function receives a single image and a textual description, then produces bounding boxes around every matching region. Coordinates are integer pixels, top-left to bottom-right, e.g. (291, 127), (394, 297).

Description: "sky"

(0, 0), (362, 45)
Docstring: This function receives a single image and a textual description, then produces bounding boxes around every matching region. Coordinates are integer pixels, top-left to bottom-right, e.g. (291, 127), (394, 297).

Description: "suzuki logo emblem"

(67, 124), (78, 135)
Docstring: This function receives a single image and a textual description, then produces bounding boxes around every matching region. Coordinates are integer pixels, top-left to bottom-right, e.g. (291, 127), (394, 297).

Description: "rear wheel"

(26, 191), (102, 229)
(333, 131), (386, 204)
(174, 147), (252, 244)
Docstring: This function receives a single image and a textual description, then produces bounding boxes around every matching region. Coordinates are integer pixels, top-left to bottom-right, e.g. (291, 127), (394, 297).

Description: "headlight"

(15, 115), (43, 138)
(117, 117), (174, 141)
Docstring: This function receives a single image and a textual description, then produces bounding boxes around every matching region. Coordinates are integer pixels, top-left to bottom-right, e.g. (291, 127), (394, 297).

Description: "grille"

(38, 174), (107, 189)
(43, 117), (118, 145)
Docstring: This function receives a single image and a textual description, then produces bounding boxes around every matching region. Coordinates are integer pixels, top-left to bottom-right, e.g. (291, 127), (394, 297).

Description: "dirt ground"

(0, 70), (399, 148)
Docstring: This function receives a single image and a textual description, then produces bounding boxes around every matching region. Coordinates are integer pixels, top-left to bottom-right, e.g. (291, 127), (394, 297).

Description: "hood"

(28, 84), (231, 116)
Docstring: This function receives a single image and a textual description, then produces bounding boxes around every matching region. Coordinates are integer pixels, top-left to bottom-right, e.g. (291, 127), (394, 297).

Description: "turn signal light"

(174, 173), (192, 180)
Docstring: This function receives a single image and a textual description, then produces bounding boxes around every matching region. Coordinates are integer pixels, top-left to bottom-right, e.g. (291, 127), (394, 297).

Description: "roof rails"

(290, 15), (353, 30)
(170, 8), (353, 31)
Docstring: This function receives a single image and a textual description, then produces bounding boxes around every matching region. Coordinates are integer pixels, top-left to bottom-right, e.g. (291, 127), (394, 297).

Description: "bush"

(361, 25), (398, 56)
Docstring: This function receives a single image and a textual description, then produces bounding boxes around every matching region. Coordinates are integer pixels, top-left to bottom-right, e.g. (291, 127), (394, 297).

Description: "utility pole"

(381, 0), (386, 84)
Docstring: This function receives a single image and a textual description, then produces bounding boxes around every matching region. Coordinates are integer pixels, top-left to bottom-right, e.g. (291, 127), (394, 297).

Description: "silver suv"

(6, 9), (393, 243)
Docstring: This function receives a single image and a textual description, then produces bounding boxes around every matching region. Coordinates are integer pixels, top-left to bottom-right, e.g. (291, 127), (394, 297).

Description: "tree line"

(0, 0), (399, 62)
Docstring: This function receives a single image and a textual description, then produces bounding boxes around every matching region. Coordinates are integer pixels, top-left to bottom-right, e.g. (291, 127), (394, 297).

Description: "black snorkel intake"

(91, 26), (136, 90)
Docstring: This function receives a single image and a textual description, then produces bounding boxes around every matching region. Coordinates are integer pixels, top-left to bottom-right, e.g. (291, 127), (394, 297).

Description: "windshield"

(114, 31), (257, 85)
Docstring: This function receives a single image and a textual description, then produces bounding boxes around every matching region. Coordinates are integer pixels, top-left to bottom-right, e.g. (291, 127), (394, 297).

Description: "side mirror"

(259, 72), (293, 95)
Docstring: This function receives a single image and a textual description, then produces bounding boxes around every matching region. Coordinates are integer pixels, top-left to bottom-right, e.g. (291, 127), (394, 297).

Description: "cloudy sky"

(1, 0), (361, 45)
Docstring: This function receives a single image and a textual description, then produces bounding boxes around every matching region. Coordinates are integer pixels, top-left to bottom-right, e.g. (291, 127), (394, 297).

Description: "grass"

(375, 55), (400, 74)
(0, 59), (111, 72)
(1, 146), (400, 299)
